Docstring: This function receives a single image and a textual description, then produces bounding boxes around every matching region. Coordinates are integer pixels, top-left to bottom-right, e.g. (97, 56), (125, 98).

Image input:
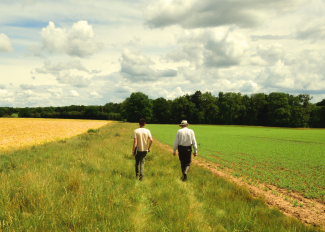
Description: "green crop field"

(0, 122), (320, 231)
(146, 124), (325, 200)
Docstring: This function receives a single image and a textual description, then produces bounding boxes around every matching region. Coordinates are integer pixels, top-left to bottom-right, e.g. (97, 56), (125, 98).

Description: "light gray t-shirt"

(132, 128), (152, 152)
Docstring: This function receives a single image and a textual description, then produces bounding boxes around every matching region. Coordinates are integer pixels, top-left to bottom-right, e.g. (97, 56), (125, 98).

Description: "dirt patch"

(155, 141), (325, 230)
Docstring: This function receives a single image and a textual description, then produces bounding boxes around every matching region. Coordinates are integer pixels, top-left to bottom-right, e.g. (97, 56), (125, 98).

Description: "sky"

(1, 0), (325, 107)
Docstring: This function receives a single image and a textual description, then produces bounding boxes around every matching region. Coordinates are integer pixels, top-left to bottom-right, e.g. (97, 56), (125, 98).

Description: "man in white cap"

(173, 120), (197, 181)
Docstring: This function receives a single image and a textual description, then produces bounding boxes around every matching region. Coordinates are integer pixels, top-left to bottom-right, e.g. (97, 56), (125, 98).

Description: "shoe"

(182, 174), (187, 182)
(139, 176), (143, 181)
(136, 174), (139, 179)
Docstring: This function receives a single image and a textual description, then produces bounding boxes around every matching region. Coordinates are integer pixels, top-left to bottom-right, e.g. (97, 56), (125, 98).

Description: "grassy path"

(0, 122), (321, 231)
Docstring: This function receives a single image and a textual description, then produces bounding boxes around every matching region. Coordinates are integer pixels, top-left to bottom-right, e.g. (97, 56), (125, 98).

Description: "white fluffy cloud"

(68, 90), (79, 97)
(164, 28), (249, 68)
(35, 60), (93, 75)
(40, 21), (103, 57)
(0, 89), (14, 106)
(0, 33), (14, 53)
(144, 0), (307, 29)
(46, 87), (63, 98)
(20, 84), (36, 90)
(120, 48), (177, 82)
(90, 91), (102, 98)
(0, 85), (6, 89)
(56, 71), (91, 88)
(35, 60), (93, 88)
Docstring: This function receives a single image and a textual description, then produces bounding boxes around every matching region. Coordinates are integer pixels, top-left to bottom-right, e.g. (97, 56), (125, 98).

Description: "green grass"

(0, 122), (321, 231)
(146, 124), (325, 200)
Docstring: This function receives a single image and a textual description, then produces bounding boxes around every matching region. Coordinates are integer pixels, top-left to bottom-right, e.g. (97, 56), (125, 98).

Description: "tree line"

(1, 91), (325, 128)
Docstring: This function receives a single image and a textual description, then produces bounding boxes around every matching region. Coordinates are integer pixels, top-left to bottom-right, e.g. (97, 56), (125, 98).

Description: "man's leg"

(178, 146), (192, 181)
(135, 155), (140, 178)
(138, 151), (147, 180)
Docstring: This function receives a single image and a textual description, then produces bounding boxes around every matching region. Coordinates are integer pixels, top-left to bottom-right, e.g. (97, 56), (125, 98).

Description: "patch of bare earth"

(155, 141), (325, 230)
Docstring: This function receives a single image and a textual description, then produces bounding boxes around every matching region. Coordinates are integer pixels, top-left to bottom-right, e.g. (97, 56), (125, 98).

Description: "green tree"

(125, 92), (152, 122)
(217, 92), (243, 125)
(0, 108), (5, 117)
(152, 97), (171, 123)
(170, 96), (196, 123)
(201, 92), (219, 124)
(84, 106), (99, 119)
(310, 105), (325, 128)
(250, 93), (268, 126)
(19, 108), (32, 117)
(268, 92), (291, 126)
(316, 99), (325, 107)
(189, 91), (204, 123)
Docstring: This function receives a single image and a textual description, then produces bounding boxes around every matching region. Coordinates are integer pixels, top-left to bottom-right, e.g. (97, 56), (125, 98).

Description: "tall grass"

(0, 122), (321, 231)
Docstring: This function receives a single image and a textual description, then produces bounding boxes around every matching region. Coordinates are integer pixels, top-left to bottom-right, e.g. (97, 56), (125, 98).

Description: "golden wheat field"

(0, 118), (111, 151)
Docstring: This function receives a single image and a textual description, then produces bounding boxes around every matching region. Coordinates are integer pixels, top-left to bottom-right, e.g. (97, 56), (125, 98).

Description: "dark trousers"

(135, 151), (147, 178)
(178, 146), (192, 175)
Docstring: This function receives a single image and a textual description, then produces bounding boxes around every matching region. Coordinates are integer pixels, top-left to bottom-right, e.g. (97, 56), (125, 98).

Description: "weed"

(87, 128), (99, 133)
(293, 201), (298, 207)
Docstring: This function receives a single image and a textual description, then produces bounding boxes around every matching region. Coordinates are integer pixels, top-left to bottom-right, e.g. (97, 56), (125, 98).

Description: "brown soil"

(155, 141), (325, 230)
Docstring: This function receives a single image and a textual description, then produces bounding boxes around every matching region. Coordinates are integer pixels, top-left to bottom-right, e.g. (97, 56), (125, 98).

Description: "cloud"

(178, 66), (203, 83)
(90, 91), (102, 98)
(251, 21), (325, 42)
(251, 34), (291, 41)
(40, 21), (103, 57)
(68, 90), (79, 97)
(22, 0), (39, 6)
(56, 71), (91, 88)
(46, 87), (63, 98)
(0, 85), (6, 90)
(14, 90), (40, 106)
(166, 87), (188, 99)
(27, 44), (45, 58)
(254, 44), (285, 65)
(144, 0), (307, 29)
(35, 60), (91, 75)
(239, 80), (259, 92)
(120, 48), (177, 82)
(0, 89), (14, 106)
(20, 90), (37, 98)
(32, 76), (36, 79)
(35, 60), (95, 88)
(164, 28), (249, 68)
(124, 37), (141, 47)
(0, 33), (14, 53)
(20, 84), (36, 89)
(295, 21), (325, 42)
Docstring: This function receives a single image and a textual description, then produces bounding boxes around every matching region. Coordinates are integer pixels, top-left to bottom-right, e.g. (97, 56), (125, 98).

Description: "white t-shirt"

(132, 127), (152, 152)
(173, 127), (197, 153)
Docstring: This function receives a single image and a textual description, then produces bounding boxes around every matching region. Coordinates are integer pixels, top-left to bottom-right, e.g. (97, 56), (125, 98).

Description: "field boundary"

(153, 139), (325, 229)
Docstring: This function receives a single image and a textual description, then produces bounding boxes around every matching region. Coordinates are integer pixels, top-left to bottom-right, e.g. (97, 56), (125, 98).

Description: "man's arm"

(148, 136), (153, 152)
(192, 131), (197, 157)
(173, 131), (179, 156)
(132, 138), (137, 156)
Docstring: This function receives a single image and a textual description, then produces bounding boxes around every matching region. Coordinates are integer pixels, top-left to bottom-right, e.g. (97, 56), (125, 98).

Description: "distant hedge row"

(1, 90), (325, 128)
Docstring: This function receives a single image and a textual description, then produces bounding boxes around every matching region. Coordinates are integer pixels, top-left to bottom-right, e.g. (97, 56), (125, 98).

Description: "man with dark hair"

(173, 120), (197, 181)
(132, 118), (153, 181)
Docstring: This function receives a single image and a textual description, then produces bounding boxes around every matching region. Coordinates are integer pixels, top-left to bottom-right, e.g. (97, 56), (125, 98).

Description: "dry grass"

(0, 118), (111, 151)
